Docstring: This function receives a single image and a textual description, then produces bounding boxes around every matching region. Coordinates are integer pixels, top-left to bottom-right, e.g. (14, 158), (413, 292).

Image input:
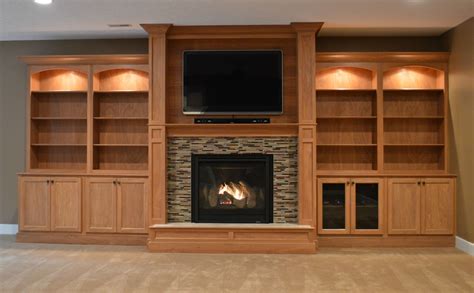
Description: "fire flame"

(218, 181), (250, 201)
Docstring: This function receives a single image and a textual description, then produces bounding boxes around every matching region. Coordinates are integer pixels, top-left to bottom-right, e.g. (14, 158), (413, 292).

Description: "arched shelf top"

(93, 67), (149, 92)
(31, 68), (88, 92)
(383, 65), (445, 90)
(316, 66), (376, 90)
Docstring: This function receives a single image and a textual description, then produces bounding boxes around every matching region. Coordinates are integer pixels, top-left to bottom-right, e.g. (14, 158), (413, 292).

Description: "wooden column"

(142, 24), (171, 225)
(292, 23), (322, 226)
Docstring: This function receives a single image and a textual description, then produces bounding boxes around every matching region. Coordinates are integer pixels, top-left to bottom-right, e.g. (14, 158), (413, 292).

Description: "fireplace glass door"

(192, 154), (273, 223)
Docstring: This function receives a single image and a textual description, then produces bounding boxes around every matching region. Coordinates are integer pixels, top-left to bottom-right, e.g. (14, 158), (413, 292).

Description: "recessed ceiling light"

(34, 0), (52, 5)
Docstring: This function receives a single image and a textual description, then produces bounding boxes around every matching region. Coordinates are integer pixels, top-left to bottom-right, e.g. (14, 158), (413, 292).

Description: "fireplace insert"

(191, 154), (273, 223)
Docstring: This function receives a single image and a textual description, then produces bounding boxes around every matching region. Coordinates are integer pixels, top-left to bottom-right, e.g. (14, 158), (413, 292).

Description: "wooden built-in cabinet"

(19, 176), (81, 232)
(85, 177), (148, 234)
(18, 55), (150, 245)
(318, 178), (384, 235)
(388, 177), (454, 235)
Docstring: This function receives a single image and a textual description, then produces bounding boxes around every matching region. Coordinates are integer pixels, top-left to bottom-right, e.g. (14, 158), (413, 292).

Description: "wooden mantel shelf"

(148, 223), (317, 254)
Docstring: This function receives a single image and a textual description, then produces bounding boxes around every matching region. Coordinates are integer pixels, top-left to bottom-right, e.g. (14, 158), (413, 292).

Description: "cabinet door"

(318, 178), (351, 234)
(351, 178), (384, 235)
(50, 177), (82, 232)
(84, 178), (117, 233)
(19, 177), (50, 231)
(422, 178), (454, 235)
(388, 178), (421, 234)
(117, 178), (148, 234)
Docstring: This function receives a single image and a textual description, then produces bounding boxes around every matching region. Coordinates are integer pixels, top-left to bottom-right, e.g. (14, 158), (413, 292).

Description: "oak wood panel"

(316, 67), (375, 90)
(316, 52), (450, 63)
(93, 146), (148, 171)
(117, 178), (148, 234)
(93, 68), (149, 91)
(317, 119), (377, 145)
(166, 123), (298, 137)
(94, 120), (148, 145)
(94, 92), (148, 118)
(21, 54), (148, 65)
(148, 27), (170, 125)
(317, 146), (377, 171)
(316, 90), (377, 117)
(19, 177), (50, 231)
(384, 145), (444, 171)
(16, 231), (147, 245)
(350, 178), (384, 235)
(317, 178), (351, 235)
(422, 178), (454, 235)
(384, 119), (444, 145)
(30, 145), (87, 170)
(31, 69), (88, 91)
(50, 177), (82, 232)
(31, 120), (87, 145)
(318, 235), (454, 247)
(165, 38), (297, 124)
(296, 32), (316, 124)
(31, 92), (87, 118)
(150, 126), (167, 224)
(165, 25), (297, 39)
(384, 66), (444, 89)
(387, 178), (421, 234)
(298, 126), (316, 226)
(383, 90), (444, 117)
(148, 224), (316, 253)
(84, 178), (117, 233)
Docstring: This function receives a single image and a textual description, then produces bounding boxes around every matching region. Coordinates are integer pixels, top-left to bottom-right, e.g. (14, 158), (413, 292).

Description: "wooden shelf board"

(31, 90), (88, 94)
(316, 89), (376, 91)
(383, 88), (444, 91)
(93, 144), (148, 147)
(31, 144), (87, 147)
(384, 144), (444, 147)
(384, 116), (444, 119)
(94, 117), (148, 120)
(32, 117), (87, 120)
(317, 144), (377, 147)
(94, 90), (148, 94)
(317, 116), (377, 119)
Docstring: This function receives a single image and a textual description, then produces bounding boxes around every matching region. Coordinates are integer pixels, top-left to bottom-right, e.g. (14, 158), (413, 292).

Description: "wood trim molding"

(291, 22), (324, 33)
(140, 24), (172, 35)
(316, 52), (450, 63)
(167, 25), (298, 39)
(19, 55), (148, 65)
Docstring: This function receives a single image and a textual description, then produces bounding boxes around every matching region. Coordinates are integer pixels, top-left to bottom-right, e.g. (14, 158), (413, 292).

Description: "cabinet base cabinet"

(16, 232), (147, 246)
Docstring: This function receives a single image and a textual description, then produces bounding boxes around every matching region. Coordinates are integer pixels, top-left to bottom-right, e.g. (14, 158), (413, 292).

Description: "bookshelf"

(29, 68), (88, 171)
(315, 66), (378, 171)
(92, 67), (149, 172)
(383, 66), (446, 171)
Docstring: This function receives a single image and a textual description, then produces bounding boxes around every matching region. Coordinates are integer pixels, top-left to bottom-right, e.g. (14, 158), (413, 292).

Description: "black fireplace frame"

(191, 154), (273, 223)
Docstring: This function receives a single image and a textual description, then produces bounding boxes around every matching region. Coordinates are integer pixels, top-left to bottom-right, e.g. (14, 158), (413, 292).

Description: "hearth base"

(147, 223), (317, 253)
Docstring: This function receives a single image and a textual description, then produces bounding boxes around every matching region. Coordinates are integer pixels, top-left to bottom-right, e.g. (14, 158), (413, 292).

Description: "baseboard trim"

(455, 236), (474, 256)
(0, 224), (18, 235)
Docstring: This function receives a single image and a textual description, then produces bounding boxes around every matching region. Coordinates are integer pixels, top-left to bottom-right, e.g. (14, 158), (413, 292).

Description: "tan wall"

(444, 18), (474, 243)
(0, 39), (147, 224)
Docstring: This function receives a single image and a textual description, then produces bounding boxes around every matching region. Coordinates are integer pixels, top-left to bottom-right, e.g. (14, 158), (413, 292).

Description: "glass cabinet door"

(318, 179), (350, 234)
(351, 179), (383, 234)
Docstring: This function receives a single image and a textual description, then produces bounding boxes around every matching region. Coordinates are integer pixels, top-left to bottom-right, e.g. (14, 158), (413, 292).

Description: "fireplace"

(191, 154), (273, 223)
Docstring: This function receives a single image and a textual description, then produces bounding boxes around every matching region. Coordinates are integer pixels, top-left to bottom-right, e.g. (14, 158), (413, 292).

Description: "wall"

(0, 39), (147, 224)
(0, 34), (459, 225)
(443, 18), (474, 243)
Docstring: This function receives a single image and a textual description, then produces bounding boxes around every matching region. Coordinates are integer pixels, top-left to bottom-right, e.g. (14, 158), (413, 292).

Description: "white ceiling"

(0, 0), (473, 41)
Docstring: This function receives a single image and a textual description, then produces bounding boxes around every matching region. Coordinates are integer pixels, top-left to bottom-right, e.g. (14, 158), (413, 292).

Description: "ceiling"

(0, 0), (472, 41)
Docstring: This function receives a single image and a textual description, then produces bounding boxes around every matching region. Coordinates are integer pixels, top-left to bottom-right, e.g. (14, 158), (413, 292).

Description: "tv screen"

(183, 50), (283, 114)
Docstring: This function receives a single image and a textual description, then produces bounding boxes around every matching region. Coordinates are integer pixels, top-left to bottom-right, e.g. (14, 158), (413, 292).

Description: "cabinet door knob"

(417, 181), (421, 185)
(46, 180), (50, 184)
(422, 181), (426, 185)
(51, 180), (54, 184)
(113, 180), (116, 185)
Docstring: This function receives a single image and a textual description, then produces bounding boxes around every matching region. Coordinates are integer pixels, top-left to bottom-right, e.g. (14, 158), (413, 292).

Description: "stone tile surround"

(167, 137), (298, 223)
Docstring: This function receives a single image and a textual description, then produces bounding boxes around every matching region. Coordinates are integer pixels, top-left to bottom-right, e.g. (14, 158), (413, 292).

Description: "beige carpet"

(0, 235), (472, 292)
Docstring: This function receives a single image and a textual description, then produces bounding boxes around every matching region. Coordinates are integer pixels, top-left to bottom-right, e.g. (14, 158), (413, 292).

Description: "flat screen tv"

(183, 50), (283, 114)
